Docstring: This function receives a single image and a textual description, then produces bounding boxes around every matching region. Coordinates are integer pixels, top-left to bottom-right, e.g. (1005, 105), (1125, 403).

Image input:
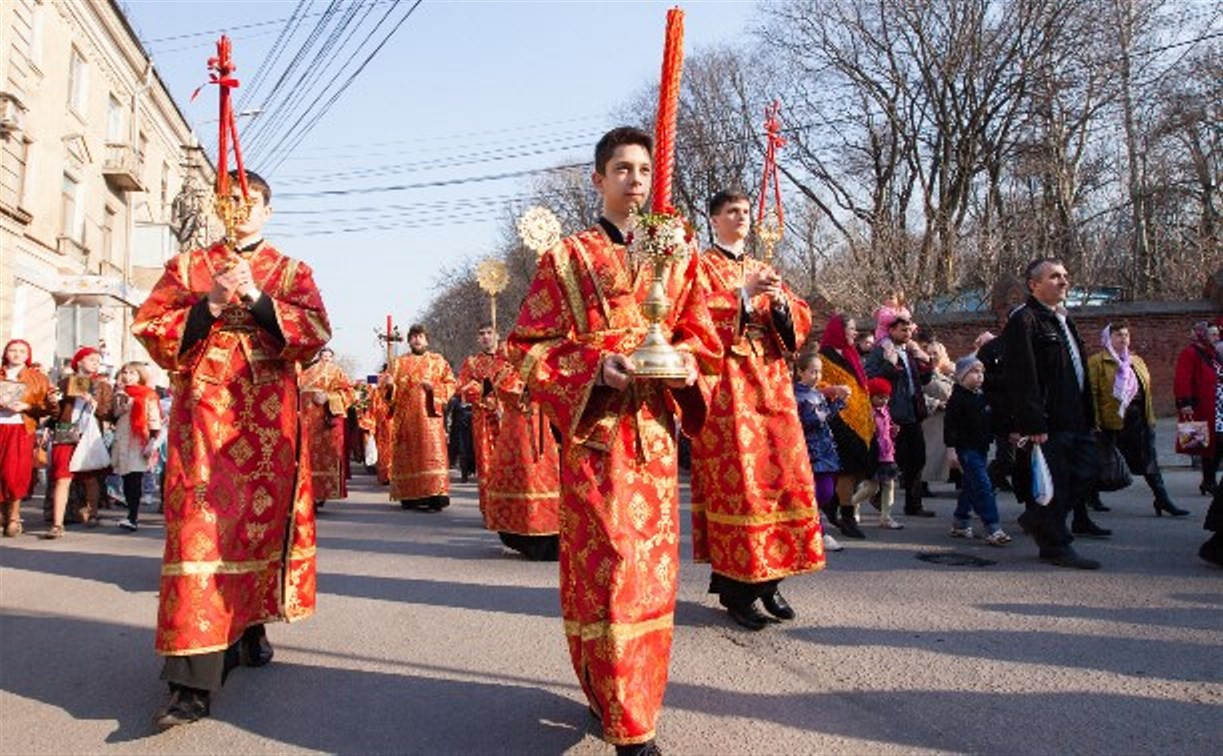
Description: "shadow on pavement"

(664, 682), (1221, 753)
(784, 625), (1220, 683)
(0, 547), (159, 594)
(0, 611), (588, 753)
(318, 572), (561, 618)
(978, 601), (1223, 631)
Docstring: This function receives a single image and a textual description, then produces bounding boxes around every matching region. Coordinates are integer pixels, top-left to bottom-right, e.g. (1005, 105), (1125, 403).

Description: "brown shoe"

(3, 520), (22, 537)
(41, 524), (65, 540)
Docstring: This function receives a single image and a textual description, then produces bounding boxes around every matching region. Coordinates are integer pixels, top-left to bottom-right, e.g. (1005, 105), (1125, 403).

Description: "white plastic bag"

(364, 435), (378, 467)
(1030, 443), (1054, 506)
(69, 412), (111, 472)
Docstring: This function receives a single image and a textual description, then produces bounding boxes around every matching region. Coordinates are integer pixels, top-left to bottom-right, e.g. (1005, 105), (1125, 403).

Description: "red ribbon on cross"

(756, 100), (786, 228)
(191, 36), (249, 201)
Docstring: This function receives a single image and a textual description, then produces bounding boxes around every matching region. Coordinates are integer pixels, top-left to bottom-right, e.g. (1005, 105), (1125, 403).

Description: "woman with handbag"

(110, 362), (162, 532)
(44, 347), (114, 539)
(1088, 322), (1188, 517)
(1174, 320), (1223, 495)
(0, 340), (58, 537)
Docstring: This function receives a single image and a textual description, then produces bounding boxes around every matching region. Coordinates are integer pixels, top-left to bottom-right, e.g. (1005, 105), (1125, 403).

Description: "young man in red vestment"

(508, 127), (721, 755)
(384, 324), (455, 511)
(458, 323), (506, 496)
(690, 190), (824, 631)
(133, 171), (331, 728)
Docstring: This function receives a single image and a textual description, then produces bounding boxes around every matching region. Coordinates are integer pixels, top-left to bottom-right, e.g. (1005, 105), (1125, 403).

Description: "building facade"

(0, 0), (210, 379)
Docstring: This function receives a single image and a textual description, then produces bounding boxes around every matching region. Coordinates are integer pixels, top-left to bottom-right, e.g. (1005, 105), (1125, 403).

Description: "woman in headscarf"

(0, 340), (58, 537)
(1174, 320), (1223, 495)
(45, 346), (115, 538)
(818, 315), (876, 539)
(1088, 321), (1188, 517)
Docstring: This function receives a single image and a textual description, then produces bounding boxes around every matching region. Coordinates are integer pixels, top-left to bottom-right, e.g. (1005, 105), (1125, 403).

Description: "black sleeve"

(1002, 309), (1047, 436)
(944, 392), (962, 448)
(771, 303), (796, 352)
(180, 298), (218, 356)
(247, 293), (284, 342)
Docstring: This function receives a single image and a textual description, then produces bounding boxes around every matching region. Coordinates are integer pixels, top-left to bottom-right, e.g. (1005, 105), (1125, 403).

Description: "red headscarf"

(819, 315), (868, 388)
(70, 346), (100, 372)
(3, 339), (33, 368)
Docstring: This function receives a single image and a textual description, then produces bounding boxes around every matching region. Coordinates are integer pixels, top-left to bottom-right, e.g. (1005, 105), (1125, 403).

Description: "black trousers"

(708, 572), (780, 608)
(498, 532), (559, 561)
(122, 472), (143, 524)
(160, 625), (266, 692)
(894, 422), (926, 510)
(1017, 430), (1097, 554)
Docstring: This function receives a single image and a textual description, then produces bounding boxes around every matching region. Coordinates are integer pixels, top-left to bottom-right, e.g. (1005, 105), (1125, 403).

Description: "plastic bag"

(1175, 420), (1209, 454)
(364, 435), (378, 467)
(69, 412), (111, 472)
(1031, 443), (1054, 506)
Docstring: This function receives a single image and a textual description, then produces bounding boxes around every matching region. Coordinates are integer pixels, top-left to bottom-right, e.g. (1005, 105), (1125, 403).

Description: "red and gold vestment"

(480, 367), (559, 535)
(507, 224), (720, 746)
(690, 249), (824, 583)
(300, 360), (354, 501)
(387, 352), (454, 501)
(457, 350), (508, 507)
(369, 386), (392, 484)
(133, 241), (330, 656)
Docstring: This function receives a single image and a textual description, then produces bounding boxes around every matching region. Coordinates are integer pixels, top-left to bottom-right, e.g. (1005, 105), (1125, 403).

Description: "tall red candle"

(651, 8), (684, 213)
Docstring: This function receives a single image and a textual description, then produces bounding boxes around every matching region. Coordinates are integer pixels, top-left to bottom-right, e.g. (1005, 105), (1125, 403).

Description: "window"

(106, 95), (124, 142)
(67, 47), (87, 114)
(160, 163), (171, 217)
(0, 137), (29, 211)
(102, 207), (116, 264)
(61, 173), (82, 241)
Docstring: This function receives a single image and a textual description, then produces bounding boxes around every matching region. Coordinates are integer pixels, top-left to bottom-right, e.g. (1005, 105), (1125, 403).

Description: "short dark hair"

(795, 351), (821, 371)
(1024, 257), (1063, 282)
(408, 324), (427, 338)
(708, 189), (751, 217)
(594, 127), (652, 175)
(477, 322), (494, 332)
(230, 170), (272, 204)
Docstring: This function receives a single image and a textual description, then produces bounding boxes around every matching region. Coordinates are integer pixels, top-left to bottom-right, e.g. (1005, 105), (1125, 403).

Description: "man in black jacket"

(1001, 258), (1102, 569)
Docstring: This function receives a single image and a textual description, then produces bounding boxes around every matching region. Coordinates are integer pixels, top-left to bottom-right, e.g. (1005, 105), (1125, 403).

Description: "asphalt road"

(1, 432), (1220, 754)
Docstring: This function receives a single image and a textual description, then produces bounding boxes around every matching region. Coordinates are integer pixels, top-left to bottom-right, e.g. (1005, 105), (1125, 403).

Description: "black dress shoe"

(1199, 536), (1223, 567)
(1088, 501), (1110, 512)
(838, 519), (866, 539)
(400, 499), (413, 510)
(1071, 519), (1112, 538)
(761, 590), (796, 621)
(904, 507), (936, 518)
(1039, 548), (1101, 570)
(239, 626), (274, 668)
(726, 602), (770, 631)
(155, 686), (210, 730)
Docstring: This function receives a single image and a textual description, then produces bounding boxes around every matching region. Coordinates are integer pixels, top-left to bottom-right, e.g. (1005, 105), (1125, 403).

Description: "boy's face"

(961, 365), (985, 391)
(476, 327), (497, 353)
(230, 187), (271, 237)
(870, 393), (888, 408)
(593, 144), (651, 218)
(711, 199), (751, 244)
(799, 360), (821, 387)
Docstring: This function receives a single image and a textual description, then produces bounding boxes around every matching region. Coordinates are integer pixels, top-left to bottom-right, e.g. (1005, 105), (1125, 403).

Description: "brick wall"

(805, 300), (1220, 417)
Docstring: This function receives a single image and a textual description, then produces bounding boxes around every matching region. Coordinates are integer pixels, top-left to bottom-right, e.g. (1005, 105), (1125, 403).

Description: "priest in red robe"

(457, 323), (506, 498)
(690, 189), (824, 631)
(300, 347), (354, 507)
(384, 324), (455, 511)
(133, 171), (330, 728)
(507, 127), (720, 753)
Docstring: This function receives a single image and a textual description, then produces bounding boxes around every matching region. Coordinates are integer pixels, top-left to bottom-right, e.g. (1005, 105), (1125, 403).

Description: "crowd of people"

(1, 132), (1220, 754)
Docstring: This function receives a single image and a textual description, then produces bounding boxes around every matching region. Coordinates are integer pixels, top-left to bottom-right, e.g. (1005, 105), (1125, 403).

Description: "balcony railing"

(102, 142), (145, 192)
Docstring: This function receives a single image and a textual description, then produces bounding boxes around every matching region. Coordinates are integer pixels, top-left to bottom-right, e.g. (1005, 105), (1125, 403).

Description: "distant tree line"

(421, 0), (1220, 368)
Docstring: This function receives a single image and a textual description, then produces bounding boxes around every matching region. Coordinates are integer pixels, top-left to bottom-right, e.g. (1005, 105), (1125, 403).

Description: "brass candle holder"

(756, 207), (783, 266)
(626, 208), (693, 380)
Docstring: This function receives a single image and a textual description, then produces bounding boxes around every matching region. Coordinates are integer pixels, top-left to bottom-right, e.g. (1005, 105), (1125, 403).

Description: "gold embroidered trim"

(486, 491), (559, 500)
(563, 614), (674, 642)
(393, 468), (450, 480)
(704, 507), (818, 526)
(569, 231), (612, 321)
(161, 557), (278, 577)
(553, 239), (588, 333)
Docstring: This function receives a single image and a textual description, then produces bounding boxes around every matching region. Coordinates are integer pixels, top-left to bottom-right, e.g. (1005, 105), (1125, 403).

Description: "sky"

(122, 0), (756, 373)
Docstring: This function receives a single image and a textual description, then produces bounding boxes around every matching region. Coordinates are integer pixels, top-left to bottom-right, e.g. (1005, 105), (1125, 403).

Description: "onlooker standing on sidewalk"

(865, 300), (934, 517)
(0, 340), (58, 537)
(794, 351), (847, 552)
(110, 361), (162, 532)
(944, 357), (1011, 545)
(848, 378), (904, 529)
(1174, 321), (1222, 496)
(1002, 258), (1100, 569)
(1087, 322), (1188, 518)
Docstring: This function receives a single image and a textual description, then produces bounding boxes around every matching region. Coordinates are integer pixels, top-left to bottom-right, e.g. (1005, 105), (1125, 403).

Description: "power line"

(140, 1), (398, 44)
(276, 162), (586, 199)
